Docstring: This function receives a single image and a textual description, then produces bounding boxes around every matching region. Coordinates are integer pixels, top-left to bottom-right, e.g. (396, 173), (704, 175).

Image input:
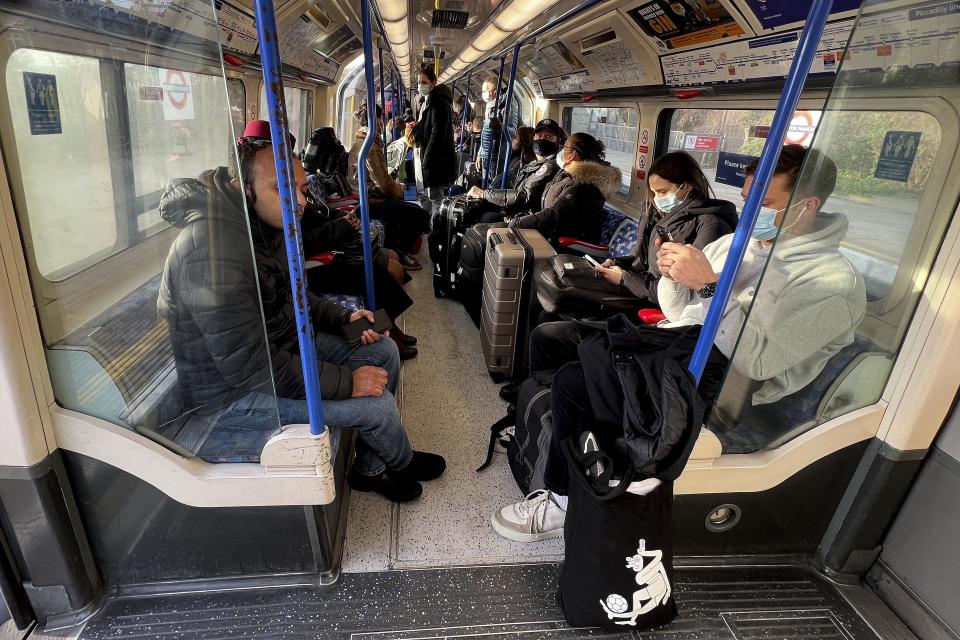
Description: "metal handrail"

(379, 46), (387, 148)
(496, 0), (608, 187)
(482, 57), (506, 188)
(356, 0), (379, 310)
(687, 0), (835, 382)
(252, 0), (325, 435)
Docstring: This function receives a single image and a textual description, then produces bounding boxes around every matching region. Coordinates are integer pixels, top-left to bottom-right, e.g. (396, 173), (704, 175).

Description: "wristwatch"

(697, 281), (717, 299)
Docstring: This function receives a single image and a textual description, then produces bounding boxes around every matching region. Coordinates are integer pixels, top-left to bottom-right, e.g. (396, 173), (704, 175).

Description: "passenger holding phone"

(596, 152), (737, 306)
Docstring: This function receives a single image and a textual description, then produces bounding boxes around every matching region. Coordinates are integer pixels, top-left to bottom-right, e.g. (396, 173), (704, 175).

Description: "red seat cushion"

(637, 309), (666, 325)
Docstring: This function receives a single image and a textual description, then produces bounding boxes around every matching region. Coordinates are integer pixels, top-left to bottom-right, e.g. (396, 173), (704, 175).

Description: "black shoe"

(397, 342), (418, 360)
(499, 382), (520, 403)
(390, 327), (418, 346)
(394, 451), (446, 482)
(347, 468), (423, 502)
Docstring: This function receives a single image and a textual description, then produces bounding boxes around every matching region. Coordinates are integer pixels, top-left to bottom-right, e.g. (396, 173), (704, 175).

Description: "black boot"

(499, 382), (520, 403)
(393, 451), (447, 482)
(347, 468), (422, 502)
(390, 325), (418, 346)
(397, 342), (418, 360)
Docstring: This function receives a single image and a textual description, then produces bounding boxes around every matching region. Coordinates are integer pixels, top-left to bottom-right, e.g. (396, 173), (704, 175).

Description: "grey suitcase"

(480, 227), (556, 381)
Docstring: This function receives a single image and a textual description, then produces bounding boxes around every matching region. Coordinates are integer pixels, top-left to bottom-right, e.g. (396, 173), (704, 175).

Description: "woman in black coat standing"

(412, 66), (457, 208)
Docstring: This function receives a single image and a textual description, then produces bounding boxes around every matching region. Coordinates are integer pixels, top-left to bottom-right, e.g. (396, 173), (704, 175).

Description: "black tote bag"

(557, 442), (678, 631)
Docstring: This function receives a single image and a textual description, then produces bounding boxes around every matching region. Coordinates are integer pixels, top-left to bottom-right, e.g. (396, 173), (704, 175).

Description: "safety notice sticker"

(875, 131), (921, 183)
(24, 72), (61, 135)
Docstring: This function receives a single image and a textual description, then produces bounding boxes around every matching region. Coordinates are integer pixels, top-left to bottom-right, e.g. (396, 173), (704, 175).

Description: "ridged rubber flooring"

(78, 564), (881, 639)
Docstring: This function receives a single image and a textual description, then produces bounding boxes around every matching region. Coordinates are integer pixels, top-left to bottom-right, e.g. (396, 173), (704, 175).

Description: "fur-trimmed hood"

(565, 160), (622, 198)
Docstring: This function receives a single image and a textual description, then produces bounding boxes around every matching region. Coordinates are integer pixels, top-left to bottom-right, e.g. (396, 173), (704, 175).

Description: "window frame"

(561, 102), (640, 203)
(257, 78), (314, 151)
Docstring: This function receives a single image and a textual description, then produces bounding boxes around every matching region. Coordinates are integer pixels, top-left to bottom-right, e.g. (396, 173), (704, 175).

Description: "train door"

(0, 4), (351, 629)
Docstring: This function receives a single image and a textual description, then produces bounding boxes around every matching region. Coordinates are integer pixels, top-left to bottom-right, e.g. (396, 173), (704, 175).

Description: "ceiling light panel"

(493, 0), (561, 32)
(375, 0), (408, 23)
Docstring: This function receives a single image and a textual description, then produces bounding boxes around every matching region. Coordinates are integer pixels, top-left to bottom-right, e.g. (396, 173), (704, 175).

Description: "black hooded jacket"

(511, 159), (622, 246)
(158, 167), (355, 413)
(413, 83), (457, 188)
(619, 195), (738, 305)
(481, 154), (559, 214)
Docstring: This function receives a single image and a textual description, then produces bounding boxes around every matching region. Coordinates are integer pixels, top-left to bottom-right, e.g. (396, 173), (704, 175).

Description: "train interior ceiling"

(0, 0), (959, 638)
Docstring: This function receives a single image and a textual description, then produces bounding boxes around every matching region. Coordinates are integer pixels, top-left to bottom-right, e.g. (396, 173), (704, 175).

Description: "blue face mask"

(653, 187), (685, 214)
(751, 206), (780, 240)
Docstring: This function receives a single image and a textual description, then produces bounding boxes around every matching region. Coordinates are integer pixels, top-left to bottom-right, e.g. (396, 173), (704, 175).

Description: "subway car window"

(124, 65), (238, 233)
(667, 108), (941, 300)
(6, 49), (116, 279)
(563, 106), (637, 197)
(706, 98), (947, 452)
(259, 83), (312, 150)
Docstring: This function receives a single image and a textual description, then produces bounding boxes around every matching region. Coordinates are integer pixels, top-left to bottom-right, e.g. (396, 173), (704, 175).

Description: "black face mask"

(532, 139), (558, 157)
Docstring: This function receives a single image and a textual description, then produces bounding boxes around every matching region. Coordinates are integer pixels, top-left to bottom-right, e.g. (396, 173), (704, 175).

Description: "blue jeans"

(204, 333), (413, 476)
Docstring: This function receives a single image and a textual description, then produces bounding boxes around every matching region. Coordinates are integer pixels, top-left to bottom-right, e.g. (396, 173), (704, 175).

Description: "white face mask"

(556, 151), (567, 169)
(481, 90), (493, 103)
(418, 83), (432, 97)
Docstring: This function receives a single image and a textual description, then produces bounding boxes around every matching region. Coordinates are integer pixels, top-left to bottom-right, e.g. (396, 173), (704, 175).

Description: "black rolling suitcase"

(429, 196), (481, 298)
(454, 222), (494, 325)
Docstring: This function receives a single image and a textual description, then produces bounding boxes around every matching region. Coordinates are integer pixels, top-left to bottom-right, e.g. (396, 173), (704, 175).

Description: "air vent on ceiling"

(423, 49), (446, 59)
(433, 1), (471, 29)
(579, 28), (619, 53)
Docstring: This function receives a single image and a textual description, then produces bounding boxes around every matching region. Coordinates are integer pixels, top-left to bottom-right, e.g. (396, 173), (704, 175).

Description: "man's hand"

(657, 242), (718, 290)
(467, 186), (484, 199)
(349, 309), (382, 344)
(351, 366), (388, 397)
(596, 264), (624, 285)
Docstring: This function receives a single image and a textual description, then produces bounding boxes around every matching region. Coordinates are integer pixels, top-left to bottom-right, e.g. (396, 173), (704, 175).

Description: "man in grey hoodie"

(657, 144), (866, 405)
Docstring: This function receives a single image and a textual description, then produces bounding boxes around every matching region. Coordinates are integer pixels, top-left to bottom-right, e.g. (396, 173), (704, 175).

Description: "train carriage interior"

(0, 0), (959, 638)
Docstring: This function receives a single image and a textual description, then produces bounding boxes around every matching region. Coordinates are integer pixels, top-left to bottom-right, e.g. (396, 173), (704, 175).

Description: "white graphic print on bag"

(600, 539), (671, 626)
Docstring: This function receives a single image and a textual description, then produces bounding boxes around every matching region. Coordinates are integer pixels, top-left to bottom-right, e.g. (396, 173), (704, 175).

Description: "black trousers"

(532, 320), (729, 495)
(307, 260), (413, 322)
(370, 198), (430, 253)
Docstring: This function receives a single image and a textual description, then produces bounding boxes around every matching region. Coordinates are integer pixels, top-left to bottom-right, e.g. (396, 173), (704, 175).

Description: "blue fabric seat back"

(599, 207), (628, 246)
(319, 294), (365, 312)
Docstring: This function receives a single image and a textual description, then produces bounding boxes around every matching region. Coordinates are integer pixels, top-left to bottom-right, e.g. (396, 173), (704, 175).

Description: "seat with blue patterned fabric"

(558, 206), (639, 258)
(319, 293), (365, 313)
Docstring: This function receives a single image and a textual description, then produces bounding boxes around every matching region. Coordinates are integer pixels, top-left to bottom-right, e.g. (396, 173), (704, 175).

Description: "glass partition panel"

(3, 1), (285, 462)
(563, 106), (638, 197)
(706, 0), (957, 454)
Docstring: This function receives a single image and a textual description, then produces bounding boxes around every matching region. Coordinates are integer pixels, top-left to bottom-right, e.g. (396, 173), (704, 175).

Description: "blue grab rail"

(252, 0), (325, 435)
(356, 0), (379, 310)
(379, 46), (387, 148)
(482, 57), (506, 188)
(687, 0), (835, 383)
(497, 0), (607, 186)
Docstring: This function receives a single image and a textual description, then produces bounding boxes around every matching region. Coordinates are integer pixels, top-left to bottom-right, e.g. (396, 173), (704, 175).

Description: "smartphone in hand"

(583, 254), (602, 268)
(341, 309), (392, 345)
(655, 226), (674, 244)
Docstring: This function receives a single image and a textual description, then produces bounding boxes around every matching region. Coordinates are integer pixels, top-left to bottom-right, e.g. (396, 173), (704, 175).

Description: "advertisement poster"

(215, 0), (257, 55)
(744, 0), (862, 30)
(23, 72), (61, 135)
(627, 0), (746, 50)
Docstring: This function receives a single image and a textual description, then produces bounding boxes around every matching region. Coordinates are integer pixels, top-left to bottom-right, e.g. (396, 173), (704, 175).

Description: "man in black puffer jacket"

(158, 136), (444, 502)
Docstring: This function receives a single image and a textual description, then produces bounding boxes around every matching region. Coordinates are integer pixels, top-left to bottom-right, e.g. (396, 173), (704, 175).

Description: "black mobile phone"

(655, 226), (674, 243)
(341, 309), (392, 345)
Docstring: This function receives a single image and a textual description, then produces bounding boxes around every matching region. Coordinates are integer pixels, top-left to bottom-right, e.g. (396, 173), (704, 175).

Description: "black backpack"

(477, 369), (555, 495)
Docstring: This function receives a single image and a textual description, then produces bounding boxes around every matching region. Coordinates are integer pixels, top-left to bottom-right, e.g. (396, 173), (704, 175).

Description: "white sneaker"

(491, 489), (566, 542)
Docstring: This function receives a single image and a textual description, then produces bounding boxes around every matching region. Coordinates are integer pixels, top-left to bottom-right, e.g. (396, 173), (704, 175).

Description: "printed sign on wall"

(162, 69), (195, 121)
(875, 131), (921, 182)
(715, 151), (757, 187)
(23, 72), (61, 135)
(627, 0), (746, 50)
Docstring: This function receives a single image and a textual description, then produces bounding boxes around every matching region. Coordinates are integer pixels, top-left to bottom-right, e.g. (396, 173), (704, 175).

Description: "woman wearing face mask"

(498, 126), (535, 187)
(510, 132), (621, 248)
(466, 119), (566, 223)
(594, 151), (738, 305)
(410, 66), (457, 206)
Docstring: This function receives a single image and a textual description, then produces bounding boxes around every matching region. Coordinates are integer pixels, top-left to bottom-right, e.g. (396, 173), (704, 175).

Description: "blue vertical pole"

(498, 43), (522, 189)
(357, 0), (379, 309)
(483, 57), (507, 188)
(391, 68), (398, 142)
(687, 0), (835, 383)
(379, 46), (387, 148)
(460, 72), (471, 150)
(252, 0), (325, 435)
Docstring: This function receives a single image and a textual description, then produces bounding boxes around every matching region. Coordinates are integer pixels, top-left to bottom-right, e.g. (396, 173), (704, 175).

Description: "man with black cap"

(466, 118), (567, 223)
